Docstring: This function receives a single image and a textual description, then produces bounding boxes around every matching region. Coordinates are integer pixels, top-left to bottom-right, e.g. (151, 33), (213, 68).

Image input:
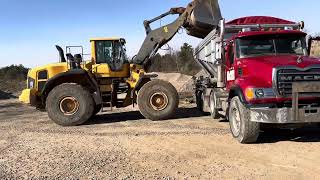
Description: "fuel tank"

(185, 0), (222, 39)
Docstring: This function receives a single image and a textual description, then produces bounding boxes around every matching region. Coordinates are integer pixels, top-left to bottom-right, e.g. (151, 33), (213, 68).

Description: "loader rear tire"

(138, 80), (179, 121)
(46, 83), (94, 126)
(229, 96), (260, 144)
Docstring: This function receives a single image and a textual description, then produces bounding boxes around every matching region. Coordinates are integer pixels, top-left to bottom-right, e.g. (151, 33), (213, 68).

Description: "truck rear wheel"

(229, 97), (260, 143)
(46, 83), (94, 126)
(196, 90), (204, 112)
(138, 80), (179, 121)
(209, 91), (220, 119)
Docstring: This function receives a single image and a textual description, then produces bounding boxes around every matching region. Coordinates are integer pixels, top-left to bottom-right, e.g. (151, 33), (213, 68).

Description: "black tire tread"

(210, 92), (220, 119)
(46, 83), (94, 126)
(138, 80), (179, 121)
(229, 97), (260, 143)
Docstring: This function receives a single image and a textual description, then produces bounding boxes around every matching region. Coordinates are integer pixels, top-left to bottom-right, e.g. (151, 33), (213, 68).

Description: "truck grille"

(276, 68), (320, 96)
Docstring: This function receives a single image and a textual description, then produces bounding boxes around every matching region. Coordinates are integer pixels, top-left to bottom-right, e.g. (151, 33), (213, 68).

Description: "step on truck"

(195, 16), (320, 143)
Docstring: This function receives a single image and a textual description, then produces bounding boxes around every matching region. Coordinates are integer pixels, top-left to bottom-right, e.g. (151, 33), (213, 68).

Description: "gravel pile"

(155, 72), (195, 93)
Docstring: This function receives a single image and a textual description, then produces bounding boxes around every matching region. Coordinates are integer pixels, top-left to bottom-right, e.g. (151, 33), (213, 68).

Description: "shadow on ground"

(88, 107), (320, 143)
(214, 117), (320, 143)
(0, 91), (16, 100)
(258, 125), (320, 143)
(88, 107), (206, 125)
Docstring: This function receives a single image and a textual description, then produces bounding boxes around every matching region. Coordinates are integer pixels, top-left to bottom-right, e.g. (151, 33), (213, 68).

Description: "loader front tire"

(138, 80), (179, 121)
(46, 83), (94, 126)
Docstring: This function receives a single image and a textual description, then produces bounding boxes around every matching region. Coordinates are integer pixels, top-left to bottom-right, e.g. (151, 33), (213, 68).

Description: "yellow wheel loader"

(19, 0), (222, 126)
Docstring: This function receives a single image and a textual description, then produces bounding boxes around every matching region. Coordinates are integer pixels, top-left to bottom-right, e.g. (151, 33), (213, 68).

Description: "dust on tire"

(137, 80), (179, 121)
(46, 83), (94, 126)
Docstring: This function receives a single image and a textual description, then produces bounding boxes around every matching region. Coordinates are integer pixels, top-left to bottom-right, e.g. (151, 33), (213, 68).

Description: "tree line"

(147, 43), (202, 76)
(0, 64), (28, 80)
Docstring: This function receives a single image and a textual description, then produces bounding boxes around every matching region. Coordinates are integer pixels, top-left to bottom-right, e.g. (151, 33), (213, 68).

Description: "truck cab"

(195, 16), (320, 143)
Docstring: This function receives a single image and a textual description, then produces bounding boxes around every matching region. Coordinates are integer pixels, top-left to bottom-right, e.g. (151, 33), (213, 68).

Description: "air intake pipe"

(55, 45), (66, 63)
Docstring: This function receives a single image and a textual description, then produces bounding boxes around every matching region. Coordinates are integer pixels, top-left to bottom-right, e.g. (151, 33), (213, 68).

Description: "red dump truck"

(195, 16), (320, 143)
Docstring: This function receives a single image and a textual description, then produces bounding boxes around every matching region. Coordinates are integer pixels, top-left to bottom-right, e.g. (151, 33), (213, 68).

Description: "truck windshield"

(236, 34), (307, 58)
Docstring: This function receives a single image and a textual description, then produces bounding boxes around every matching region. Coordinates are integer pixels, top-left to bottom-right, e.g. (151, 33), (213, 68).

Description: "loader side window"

(95, 40), (128, 71)
(96, 41), (113, 64)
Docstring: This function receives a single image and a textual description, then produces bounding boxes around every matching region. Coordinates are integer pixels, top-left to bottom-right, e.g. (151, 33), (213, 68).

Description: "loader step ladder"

(100, 79), (121, 113)
(101, 93), (113, 112)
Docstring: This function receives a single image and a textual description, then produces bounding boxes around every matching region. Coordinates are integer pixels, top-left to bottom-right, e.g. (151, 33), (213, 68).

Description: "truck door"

(226, 42), (236, 85)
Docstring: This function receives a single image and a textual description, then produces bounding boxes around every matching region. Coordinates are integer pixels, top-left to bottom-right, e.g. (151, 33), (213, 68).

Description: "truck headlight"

(255, 89), (265, 98)
(245, 88), (275, 100)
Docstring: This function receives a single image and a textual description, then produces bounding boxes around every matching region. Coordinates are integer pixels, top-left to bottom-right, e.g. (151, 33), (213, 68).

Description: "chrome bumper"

(250, 82), (320, 124)
(250, 107), (320, 124)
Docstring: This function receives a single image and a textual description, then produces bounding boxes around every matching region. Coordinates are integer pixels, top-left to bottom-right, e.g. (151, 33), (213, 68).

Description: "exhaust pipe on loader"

(184, 0), (222, 38)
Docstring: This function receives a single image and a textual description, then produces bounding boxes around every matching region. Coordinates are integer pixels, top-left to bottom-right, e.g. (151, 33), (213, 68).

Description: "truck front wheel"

(46, 83), (94, 126)
(228, 96), (260, 143)
(138, 80), (179, 121)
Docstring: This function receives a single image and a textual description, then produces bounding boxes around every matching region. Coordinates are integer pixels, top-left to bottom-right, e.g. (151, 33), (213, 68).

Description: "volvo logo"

(280, 75), (320, 81)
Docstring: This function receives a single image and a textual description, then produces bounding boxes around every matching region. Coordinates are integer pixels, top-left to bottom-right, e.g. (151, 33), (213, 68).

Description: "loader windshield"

(236, 34), (307, 58)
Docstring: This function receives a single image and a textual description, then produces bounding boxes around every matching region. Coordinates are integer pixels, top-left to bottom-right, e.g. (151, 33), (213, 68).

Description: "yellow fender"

(19, 89), (37, 105)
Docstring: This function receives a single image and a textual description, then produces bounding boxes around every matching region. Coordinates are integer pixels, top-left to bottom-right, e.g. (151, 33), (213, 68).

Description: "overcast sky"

(0, 0), (319, 68)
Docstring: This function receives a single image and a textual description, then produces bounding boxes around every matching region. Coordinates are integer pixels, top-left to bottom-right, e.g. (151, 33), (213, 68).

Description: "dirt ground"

(1, 99), (320, 179)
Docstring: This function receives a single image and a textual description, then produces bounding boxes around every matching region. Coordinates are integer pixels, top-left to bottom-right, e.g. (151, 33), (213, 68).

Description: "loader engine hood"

(184, 0), (222, 38)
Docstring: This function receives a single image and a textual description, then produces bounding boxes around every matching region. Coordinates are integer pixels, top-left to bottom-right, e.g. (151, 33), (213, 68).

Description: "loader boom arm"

(132, 2), (195, 66)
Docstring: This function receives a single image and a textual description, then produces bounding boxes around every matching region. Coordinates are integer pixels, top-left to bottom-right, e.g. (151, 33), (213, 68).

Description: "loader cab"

(90, 38), (130, 78)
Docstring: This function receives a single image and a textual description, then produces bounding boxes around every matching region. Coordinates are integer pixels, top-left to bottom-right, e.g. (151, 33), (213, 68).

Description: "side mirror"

(215, 42), (222, 60)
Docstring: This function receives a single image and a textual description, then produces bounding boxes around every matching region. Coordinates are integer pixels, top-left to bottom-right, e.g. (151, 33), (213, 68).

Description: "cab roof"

(90, 37), (124, 41)
(227, 16), (295, 26)
(236, 30), (306, 38)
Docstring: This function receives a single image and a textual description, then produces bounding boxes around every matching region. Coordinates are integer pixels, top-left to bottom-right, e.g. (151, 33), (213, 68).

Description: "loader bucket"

(185, 0), (222, 38)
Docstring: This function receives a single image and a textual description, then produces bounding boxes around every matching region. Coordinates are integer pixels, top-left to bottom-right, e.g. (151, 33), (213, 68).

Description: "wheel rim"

(230, 102), (241, 136)
(59, 97), (79, 116)
(149, 92), (169, 111)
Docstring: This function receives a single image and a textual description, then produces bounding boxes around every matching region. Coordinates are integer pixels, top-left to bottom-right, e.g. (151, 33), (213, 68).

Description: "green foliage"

(148, 43), (201, 76)
(311, 41), (320, 57)
(0, 64), (29, 80)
